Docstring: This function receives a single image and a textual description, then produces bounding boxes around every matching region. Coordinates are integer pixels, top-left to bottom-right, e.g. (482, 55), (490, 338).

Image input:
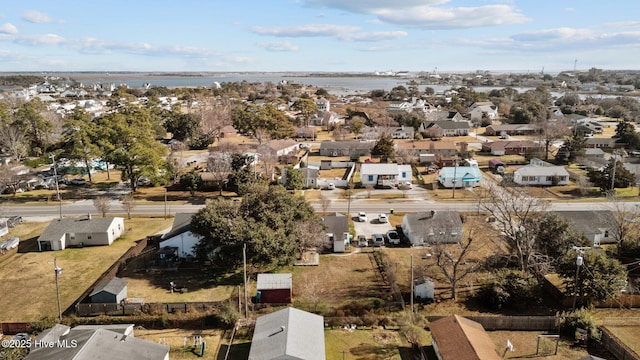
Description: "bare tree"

(607, 195), (640, 252)
(0, 165), (27, 195)
(298, 273), (326, 312)
(332, 124), (348, 141)
(576, 175), (593, 196)
(293, 219), (327, 259)
(365, 184), (375, 198)
(199, 98), (234, 143)
(93, 196), (111, 217)
(479, 183), (548, 273)
(319, 194), (331, 213)
(207, 154), (233, 196)
(258, 151), (278, 181)
(120, 193), (136, 219)
(426, 218), (482, 300)
(537, 122), (570, 161)
(0, 124), (28, 161)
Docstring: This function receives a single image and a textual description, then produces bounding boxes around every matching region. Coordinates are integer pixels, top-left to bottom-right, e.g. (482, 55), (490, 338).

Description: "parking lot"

(351, 211), (394, 246)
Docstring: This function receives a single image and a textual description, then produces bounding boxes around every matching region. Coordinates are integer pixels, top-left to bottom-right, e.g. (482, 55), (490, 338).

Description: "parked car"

(373, 234), (385, 247)
(137, 177), (151, 187)
(357, 212), (368, 223)
(400, 181), (412, 189)
(7, 216), (22, 228)
(356, 234), (368, 247)
(378, 213), (388, 223)
(387, 230), (400, 245)
(11, 333), (29, 342)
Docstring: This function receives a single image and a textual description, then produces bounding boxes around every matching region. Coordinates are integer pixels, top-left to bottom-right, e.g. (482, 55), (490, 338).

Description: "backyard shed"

(89, 277), (128, 304)
(256, 273), (292, 304)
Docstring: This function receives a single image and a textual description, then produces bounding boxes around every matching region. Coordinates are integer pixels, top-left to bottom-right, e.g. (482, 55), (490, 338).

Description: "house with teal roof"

(437, 160), (482, 188)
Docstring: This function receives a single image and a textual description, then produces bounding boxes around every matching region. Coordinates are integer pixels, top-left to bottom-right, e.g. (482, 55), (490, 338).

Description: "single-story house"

(513, 160), (570, 186)
(362, 126), (415, 140)
(319, 141), (373, 158)
(396, 141), (457, 163)
(438, 160), (482, 188)
(25, 324), (169, 360)
(219, 125), (238, 138)
(248, 307), (325, 360)
(256, 273), (292, 304)
(322, 214), (350, 253)
(38, 216), (125, 251)
(421, 121), (470, 138)
(484, 124), (537, 136)
(360, 163), (412, 188)
(583, 148), (606, 159)
(257, 139), (299, 158)
(553, 210), (616, 245)
(481, 140), (541, 156)
(89, 277), (128, 304)
(401, 211), (463, 246)
(159, 213), (199, 258)
(424, 110), (465, 123)
(585, 137), (618, 150)
(429, 315), (502, 360)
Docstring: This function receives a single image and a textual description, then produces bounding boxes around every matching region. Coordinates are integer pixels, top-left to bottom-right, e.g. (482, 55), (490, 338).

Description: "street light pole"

(50, 154), (62, 219)
(54, 257), (63, 320)
(572, 254), (583, 311)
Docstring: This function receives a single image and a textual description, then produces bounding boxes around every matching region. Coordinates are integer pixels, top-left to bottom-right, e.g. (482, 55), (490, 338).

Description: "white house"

(360, 163), (412, 188)
(553, 210), (616, 246)
(315, 97), (330, 112)
(513, 159), (570, 186)
(38, 216), (125, 251)
(159, 213), (200, 258)
(401, 211), (462, 246)
(322, 214), (350, 253)
(437, 159), (482, 188)
(468, 101), (498, 122)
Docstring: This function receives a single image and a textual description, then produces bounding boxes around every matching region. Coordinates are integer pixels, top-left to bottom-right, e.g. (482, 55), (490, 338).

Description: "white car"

(357, 212), (368, 222)
(378, 213), (388, 223)
(327, 182), (335, 190)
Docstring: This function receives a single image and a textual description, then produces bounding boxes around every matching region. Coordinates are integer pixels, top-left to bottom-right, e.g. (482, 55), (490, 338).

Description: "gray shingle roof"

(25, 327), (169, 360)
(256, 273), (292, 290)
(161, 213), (193, 240)
(553, 210), (615, 236)
(38, 217), (122, 241)
(90, 277), (128, 297)
(322, 215), (348, 236)
(248, 307), (325, 360)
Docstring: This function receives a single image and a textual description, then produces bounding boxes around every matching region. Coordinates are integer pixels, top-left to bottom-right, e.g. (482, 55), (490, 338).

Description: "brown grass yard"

(136, 328), (223, 360)
(488, 331), (603, 359)
(120, 272), (236, 303)
(0, 217), (173, 322)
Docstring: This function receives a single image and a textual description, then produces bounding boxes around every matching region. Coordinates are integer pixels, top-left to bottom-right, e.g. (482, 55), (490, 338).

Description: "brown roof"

(397, 140), (456, 150)
(429, 315), (502, 360)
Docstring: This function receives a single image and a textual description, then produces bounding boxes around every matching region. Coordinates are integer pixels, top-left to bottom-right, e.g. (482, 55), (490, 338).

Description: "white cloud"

(258, 41), (299, 52)
(15, 33), (65, 46)
(250, 24), (359, 37)
(511, 28), (593, 42)
(374, 4), (529, 29)
(304, 1), (529, 29)
(339, 30), (407, 41)
(603, 21), (640, 29)
(22, 10), (62, 24)
(0, 23), (18, 35)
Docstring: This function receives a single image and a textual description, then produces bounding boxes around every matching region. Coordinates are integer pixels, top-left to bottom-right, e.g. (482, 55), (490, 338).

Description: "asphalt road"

(4, 197), (637, 221)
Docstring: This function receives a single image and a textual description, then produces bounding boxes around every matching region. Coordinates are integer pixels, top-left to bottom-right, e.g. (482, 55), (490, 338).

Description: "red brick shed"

(256, 273), (292, 304)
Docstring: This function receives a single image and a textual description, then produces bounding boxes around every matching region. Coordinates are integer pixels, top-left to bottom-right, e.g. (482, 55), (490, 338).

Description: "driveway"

(351, 211), (394, 241)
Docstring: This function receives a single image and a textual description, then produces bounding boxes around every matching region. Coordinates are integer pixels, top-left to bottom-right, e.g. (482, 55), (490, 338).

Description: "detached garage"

(90, 277), (128, 304)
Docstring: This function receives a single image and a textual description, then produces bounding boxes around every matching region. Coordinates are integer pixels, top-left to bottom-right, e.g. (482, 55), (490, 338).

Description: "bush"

(479, 269), (537, 309)
(558, 308), (600, 342)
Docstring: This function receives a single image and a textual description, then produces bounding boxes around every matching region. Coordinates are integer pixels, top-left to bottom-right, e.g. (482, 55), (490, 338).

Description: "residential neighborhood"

(1, 69), (640, 360)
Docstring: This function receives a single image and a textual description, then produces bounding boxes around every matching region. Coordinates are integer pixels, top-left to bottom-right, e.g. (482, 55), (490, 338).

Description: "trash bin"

(390, 208), (394, 214)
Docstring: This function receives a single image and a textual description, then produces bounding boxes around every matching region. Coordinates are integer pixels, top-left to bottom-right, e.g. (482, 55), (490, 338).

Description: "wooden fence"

(600, 326), (640, 360)
(75, 301), (223, 316)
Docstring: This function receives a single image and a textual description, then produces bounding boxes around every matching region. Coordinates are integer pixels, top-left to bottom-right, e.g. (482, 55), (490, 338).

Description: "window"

(604, 230), (609, 238)
(401, 171), (407, 178)
(368, 175), (374, 181)
(87, 235), (92, 240)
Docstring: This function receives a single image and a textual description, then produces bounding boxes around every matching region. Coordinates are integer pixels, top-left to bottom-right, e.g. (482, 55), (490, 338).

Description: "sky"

(1, 0), (640, 73)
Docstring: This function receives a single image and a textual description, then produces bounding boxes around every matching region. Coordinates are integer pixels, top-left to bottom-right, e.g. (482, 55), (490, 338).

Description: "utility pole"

(164, 188), (167, 219)
(611, 151), (618, 193)
(50, 154), (62, 219)
(54, 257), (63, 320)
(572, 254), (583, 311)
(243, 243), (248, 318)
(410, 255), (414, 313)
(452, 156), (458, 199)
